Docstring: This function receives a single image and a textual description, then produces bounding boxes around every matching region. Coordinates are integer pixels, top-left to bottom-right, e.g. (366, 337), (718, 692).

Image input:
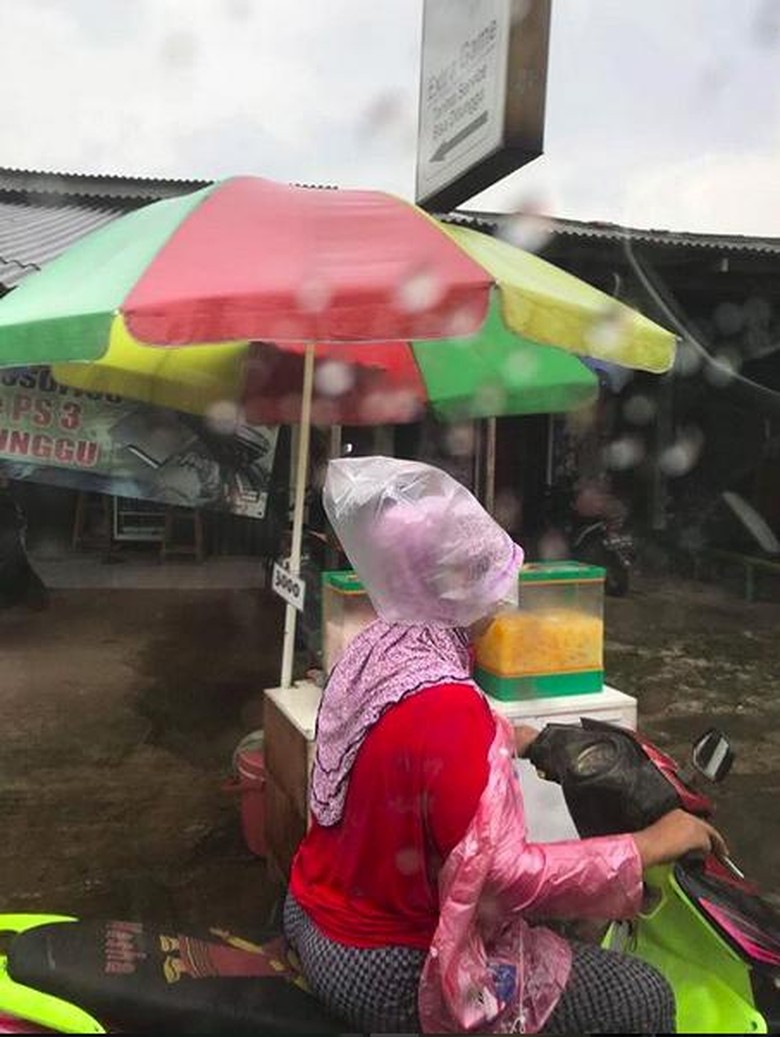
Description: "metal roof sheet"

(446, 210), (780, 255)
(0, 194), (124, 288)
(0, 166), (209, 202)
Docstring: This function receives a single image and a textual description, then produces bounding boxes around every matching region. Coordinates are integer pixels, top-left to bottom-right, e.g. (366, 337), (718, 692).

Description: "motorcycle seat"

(7, 919), (350, 1035)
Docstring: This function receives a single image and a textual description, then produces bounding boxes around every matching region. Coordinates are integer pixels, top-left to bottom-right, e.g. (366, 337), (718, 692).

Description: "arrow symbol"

(430, 111), (489, 162)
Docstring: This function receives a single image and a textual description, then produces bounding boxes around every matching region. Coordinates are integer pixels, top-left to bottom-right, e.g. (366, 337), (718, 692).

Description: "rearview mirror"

(691, 729), (734, 782)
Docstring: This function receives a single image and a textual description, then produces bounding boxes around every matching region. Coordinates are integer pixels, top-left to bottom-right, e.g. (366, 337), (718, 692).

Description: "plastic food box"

(321, 571), (377, 675)
(475, 560), (606, 700)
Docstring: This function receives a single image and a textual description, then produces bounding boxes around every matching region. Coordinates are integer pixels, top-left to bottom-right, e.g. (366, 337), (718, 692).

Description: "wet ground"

(1, 563), (779, 933)
(0, 582), (286, 931)
(604, 572), (780, 903)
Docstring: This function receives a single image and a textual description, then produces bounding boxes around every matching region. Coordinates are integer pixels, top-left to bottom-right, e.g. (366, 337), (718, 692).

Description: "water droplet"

(705, 350), (739, 388)
(585, 307), (631, 356)
(503, 350), (539, 382)
(674, 340), (702, 377)
(395, 847), (422, 875)
(358, 90), (405, 139)
(539, 529), (569, 561)
(474, 383), (507, 415)
(206, 400), (242, 435)
(315, 360), (355, 398)
(623, 394), (656, 426)
(744, 296), (772, 327)
(495, 490), (522, 530)
(713, 301), (744, 336)
(603, 436), (645, 470)
(445, 304), (483, 338)
(395, 265), (444, 314)
(161, 30), (197, 69)
(658, 426), (704, 477)
(510, 0), (532, 23)
(223, 0), (250, 19)
(359, 389), (421, 424)
(444, 423), (476, 458)
(296, 275), (332, 315)
(499, 208), (554, 253)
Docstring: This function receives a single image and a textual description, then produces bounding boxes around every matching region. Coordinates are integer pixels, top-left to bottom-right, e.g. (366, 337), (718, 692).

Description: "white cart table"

(263, 682), (637, 879)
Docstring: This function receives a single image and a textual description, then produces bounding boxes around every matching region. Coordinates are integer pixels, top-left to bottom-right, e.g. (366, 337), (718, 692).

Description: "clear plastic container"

(322, 571), (377, 675)
(475, 561), (605, 699)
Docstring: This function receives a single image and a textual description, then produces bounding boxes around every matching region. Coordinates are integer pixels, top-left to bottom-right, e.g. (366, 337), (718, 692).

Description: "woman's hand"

(633, 808), (729, 869)
(514, 724), (540, 758)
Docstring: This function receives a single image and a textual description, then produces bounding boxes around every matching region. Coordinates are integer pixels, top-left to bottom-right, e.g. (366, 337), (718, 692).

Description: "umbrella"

(0, 176), (676, 686)
(48, 297), (599, 426)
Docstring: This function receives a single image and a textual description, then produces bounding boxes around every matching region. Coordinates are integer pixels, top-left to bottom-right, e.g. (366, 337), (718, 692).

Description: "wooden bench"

(698, 548), (780, 602)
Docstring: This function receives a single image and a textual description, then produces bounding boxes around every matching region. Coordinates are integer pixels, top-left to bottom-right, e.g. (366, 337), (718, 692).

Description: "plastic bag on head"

(324, 456), (523, 628)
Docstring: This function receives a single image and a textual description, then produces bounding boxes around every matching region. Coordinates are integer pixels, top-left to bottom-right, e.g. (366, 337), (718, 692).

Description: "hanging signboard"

(0, 368), (278, 519)
(416, 0), (551, 212)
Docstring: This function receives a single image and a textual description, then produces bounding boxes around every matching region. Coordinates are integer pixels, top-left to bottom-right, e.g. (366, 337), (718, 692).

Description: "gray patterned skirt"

(284, 893), (675, 1034)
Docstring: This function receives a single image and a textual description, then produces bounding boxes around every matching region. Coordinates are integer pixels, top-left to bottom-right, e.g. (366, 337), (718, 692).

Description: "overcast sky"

(2, 0), (780, 235)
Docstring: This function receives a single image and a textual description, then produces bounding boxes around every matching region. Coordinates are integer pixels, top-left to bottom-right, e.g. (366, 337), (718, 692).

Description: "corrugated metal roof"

(0, 166), (209, 202)
(0, 194), (124, 288)
(446, 210), (780, 255)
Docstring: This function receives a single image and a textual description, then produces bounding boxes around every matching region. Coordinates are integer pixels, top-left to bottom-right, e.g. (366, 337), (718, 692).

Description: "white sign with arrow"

(416, 0), (512, 205)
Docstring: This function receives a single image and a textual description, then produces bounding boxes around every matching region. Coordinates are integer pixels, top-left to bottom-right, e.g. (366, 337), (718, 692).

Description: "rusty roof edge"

(441, 209), (780, 254)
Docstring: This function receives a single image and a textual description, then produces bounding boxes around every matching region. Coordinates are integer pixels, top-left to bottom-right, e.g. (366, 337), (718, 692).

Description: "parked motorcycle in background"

(540, 479), (635, 597)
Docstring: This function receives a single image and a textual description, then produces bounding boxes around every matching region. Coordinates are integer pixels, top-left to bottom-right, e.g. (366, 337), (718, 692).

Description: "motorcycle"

(540, 483), (635, 597)
(572, 514), (635, 598)
(1, 721), (776, 1033)
(527, 719), (780, 1034)
(0, 917), (347, 1034)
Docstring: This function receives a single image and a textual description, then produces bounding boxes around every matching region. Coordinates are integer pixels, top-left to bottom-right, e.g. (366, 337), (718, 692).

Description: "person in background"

(283, 456), (724, 1034)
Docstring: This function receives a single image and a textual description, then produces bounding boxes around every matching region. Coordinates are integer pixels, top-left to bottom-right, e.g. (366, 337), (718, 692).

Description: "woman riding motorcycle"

(285, 457), (724, 1033)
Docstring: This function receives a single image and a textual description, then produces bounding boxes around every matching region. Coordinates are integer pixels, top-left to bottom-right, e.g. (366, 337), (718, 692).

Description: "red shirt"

(289, 683), (496, 949)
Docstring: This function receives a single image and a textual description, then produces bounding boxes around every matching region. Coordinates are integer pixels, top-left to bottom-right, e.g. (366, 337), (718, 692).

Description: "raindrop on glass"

(495, 490), (522, 530)
(713, 301), (744, 336)
(499, 207), (554, 253)
(603, 436), (645, 470)
(623, 394), (656, 426)
(395, 265), (444, 314)
(658, 426), (704, 477)
(705, 351), (739, 388)
(674, 340), (702, 377)
(445, 305), (482, 338)
(358, 91), (405, 140)
(539, 529), (569, 561)
(161, 30), (197, 69)
(503, 350), (539, 381)
(315, 360), (355, 398)
(744, 296), (772, 327)
(585, 307), (630, 356)
(206, 400), (241, 435)
(444, 423), (476, 458)
(296, 275), (332, 315)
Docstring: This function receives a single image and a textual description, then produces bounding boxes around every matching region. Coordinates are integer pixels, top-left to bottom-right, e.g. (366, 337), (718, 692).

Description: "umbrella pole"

(280, 342), (316, 689)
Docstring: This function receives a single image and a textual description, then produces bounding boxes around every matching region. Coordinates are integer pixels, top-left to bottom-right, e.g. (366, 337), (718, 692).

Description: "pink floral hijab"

(310, 457), (523, 827)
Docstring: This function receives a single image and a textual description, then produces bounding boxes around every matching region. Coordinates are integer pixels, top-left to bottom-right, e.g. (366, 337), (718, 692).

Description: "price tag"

(272, 561), (306, 613)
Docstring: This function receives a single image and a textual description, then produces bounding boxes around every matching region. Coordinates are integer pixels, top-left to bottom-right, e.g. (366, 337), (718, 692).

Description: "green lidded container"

(321, 571), (377, 674)
(475, 560), (606, 701)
